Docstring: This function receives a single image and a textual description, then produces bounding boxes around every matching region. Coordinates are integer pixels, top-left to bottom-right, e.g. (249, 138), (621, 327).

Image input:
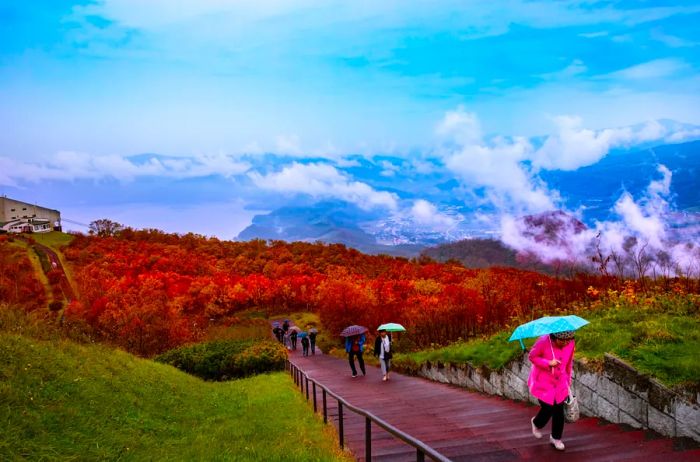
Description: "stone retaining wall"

(393, 354), (700, 442)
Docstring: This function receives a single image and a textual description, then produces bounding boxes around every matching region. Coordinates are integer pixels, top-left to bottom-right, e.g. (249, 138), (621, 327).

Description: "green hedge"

(155, 339), (288, 380)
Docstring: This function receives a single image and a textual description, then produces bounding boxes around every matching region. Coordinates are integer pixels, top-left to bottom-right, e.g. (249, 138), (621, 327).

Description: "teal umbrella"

(377, 323), (406, 332)
(508, 315), (589, 349)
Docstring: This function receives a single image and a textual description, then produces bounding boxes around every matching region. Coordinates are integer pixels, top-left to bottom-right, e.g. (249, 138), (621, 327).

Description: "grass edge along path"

(0, 333), (351, 461)
(393, 294), (700, 388)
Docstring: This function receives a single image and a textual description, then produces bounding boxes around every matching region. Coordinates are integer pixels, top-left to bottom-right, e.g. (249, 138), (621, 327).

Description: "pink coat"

(528, 335), (575, 405)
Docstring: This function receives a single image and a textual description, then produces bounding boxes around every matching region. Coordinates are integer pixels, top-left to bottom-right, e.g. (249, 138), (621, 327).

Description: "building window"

(10, 208), (15, 212)
(22, 207), (27, 210)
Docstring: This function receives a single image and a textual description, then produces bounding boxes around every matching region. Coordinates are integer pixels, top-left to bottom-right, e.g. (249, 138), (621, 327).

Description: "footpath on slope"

(287, 346), (700, 462)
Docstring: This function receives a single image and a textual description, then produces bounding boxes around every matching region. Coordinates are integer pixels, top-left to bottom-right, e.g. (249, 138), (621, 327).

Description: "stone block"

(619, 410), (643, 429)
(576, 384), (596, 410)
(597, 376), (621, 407)
(648, 406), (676, 437)
(487, 371), (503, 394)
(618, 388), (645, 422)
(577, 370), (600, 390)
(674, 401), (700, 441)
(597, 396), (620, 423)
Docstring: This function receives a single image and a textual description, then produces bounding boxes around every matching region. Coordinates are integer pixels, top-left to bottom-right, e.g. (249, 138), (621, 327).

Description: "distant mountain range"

(236, 139), (700, 259)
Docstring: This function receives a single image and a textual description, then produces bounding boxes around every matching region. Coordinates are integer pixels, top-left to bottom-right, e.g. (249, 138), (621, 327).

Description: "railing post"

(305, 377), (309, 400)
(365, 417), (372, 461)
(417, 449), (425, 462)
(313, 382), (317, 413)
(323, 389), (327, 423)
(338, 400), (344, 449)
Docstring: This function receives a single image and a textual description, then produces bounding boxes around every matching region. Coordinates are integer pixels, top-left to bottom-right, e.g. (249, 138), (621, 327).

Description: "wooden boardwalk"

(289, 351), (700, 461)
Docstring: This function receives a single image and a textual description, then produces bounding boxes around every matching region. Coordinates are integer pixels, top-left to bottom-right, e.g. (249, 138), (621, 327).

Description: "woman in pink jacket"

(528, 330), (575, 451)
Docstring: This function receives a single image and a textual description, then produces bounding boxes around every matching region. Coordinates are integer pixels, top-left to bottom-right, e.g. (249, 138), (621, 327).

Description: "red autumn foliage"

(52, 229), (613, 355)
(0, 240), (47, 311)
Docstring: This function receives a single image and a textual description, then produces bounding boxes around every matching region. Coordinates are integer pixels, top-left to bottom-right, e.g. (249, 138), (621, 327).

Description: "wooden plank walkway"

(289, 350), (700, 462)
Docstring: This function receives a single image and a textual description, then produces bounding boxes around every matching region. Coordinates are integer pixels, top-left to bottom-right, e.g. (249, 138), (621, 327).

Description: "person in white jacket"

(373, 329), (392, 381)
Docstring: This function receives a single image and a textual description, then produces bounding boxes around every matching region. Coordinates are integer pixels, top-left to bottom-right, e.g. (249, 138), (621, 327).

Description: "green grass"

(394, 295), (700, 387)
(0, 333), (349, 461)
(29, 231), (75, 250)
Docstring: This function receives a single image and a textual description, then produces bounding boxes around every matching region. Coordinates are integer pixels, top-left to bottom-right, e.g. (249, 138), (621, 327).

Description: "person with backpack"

(345, 334), (366, 377)
(373, 329), (392, 381)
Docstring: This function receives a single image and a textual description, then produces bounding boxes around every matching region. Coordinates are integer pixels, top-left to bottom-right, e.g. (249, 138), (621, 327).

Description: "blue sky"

(1, 1), (700, 240)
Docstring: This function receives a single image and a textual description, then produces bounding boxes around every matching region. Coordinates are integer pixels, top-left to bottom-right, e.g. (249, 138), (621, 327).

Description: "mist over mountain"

(237, 138), (700, 261)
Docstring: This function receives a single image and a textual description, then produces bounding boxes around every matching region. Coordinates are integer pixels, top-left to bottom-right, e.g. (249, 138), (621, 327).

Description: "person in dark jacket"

(301, 336), (310, 356)
(309, 330), (318, 355)
(272, 326), (283, 343)
(345, 334), (366, 377)
(290, 330), (298, 350)
(373, 330), (393, 381)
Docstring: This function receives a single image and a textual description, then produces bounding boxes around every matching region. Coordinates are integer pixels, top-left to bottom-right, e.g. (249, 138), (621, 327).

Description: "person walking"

(345, 334), (366, 377)
(309, 329), (317, 355)
(301, 335), (310, 357)
(528, 330), (576, 451)
(290, 330), (298, 350)
(373, 329), (392, 381)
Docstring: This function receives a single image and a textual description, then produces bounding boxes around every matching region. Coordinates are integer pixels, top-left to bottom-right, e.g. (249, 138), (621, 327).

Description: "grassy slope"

(0, 333), (349, 461)
(395, 298), (700, 387)
(30, 231), (77, 292)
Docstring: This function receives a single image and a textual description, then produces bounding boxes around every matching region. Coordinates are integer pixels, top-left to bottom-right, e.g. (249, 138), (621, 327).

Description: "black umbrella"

(340, 325), (368, 337)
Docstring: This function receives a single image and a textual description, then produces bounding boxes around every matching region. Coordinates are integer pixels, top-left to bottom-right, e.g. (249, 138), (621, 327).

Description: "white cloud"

(539, 59), (587, 81)
(0, 151), (250, 186)
(613, 193), (666, 249)
(437, 108), (555, 214)
(579, 31), (608, 38)
(532, 117), (668, 171)
(409, 199), (456, 230)
(666, 128), (700, 142)
(651, 29), (699, 48)
(248, 162), (398, 210)
(603, 58), (690, 80)
(435, 106), (482, 146)
(379, 160), (399, 177)
(275, 134), (304, 156)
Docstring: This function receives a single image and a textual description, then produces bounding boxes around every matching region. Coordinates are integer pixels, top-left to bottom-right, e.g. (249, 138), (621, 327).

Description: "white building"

(0, 196), (61, 234)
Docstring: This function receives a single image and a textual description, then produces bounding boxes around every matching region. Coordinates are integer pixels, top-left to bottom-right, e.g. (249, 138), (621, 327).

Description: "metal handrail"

(286, 359), (452, 462)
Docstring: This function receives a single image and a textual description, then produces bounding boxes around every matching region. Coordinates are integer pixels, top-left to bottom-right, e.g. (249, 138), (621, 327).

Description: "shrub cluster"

(155, 339), (287, 380)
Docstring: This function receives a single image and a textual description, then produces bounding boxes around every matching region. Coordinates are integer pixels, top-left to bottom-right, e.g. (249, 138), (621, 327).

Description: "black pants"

(534, 399), (566, 440)
(291, 337), (297, 349)
(302, 344), (309, 356)
(310, 339), (316, 354)
(348, 351), (365, 376)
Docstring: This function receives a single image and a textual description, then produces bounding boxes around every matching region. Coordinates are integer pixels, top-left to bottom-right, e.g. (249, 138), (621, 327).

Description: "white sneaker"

(550, 436), (565, 451)
(382, 375), (387, 381)
(530, 418), (542, 439)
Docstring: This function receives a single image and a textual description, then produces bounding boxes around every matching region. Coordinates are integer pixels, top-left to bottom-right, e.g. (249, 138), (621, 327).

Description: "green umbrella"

(377, 323), (406, 332)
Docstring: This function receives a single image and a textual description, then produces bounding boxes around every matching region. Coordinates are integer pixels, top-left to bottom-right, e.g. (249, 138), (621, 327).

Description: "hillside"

(421, 237), (555, 273)
(0, 331), (347, 461)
